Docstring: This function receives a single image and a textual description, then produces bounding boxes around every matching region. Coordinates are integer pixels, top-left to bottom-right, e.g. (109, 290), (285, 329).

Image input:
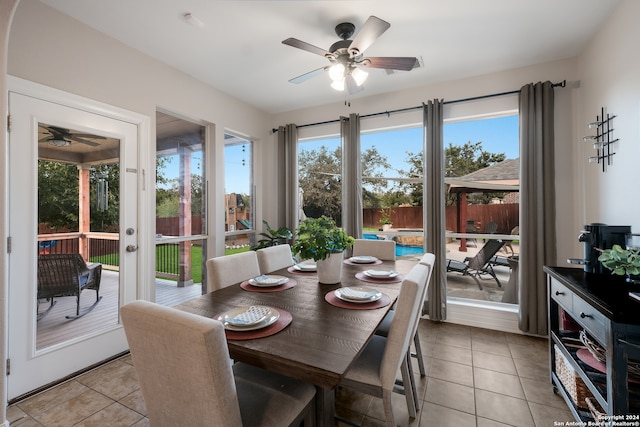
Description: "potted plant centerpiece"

(292, 216), (354, 284)
(598, 244), (640, 283)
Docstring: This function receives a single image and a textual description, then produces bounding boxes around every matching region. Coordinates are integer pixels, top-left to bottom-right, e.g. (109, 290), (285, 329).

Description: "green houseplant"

(598, 244), (640, 280)
(250, 220), (293, 251)
(292, 216), (354, 284)
(379, 208), (393, 231)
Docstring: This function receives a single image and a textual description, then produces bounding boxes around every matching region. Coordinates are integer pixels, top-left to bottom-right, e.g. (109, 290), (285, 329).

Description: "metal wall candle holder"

(584, 107), (617, 172)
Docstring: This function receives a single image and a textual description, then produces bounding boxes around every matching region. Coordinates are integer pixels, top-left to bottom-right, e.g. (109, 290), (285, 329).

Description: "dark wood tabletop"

(174, 258), (415, 426)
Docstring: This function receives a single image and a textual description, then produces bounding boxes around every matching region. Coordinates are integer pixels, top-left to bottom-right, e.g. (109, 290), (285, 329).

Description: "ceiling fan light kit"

(282, 15), (418, 95)
(48, 138), (71, 147)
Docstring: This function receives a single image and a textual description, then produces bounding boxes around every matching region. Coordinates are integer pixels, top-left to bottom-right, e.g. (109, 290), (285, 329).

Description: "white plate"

(216, 306), (280, 331)
(294, 263), (317, 272)
(350, 256), (378, 264)
(364, 269), (398, 279)
(335, 286), (382, 303)
(248, 275), (289, 287)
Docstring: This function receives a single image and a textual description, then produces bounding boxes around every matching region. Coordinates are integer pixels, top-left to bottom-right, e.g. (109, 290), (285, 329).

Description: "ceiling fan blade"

(348, 16), (390, 57)
(282, 38), (333, 58)
(361, 56), (418, 71)
(71, 133), (107, 139)
(346, 75), (365, 95)
(67, 135), (101, 147)
(289, 67), (328, 84)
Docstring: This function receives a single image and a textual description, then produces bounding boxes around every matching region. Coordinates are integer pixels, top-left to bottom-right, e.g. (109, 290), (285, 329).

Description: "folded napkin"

(340, 287), (378, 300)
(253, 275), (286, 285)
(228, 306), (271, 326)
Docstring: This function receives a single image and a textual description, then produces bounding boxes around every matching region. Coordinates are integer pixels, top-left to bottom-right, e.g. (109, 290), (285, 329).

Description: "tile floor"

(7, 319), (573, 427)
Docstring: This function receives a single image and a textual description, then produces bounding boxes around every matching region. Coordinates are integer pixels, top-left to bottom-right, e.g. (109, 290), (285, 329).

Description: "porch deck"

(36, 270), (203, 349)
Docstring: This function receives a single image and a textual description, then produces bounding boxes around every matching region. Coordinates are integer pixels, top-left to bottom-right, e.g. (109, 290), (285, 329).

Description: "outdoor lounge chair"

(445, 239), (505, 290)
(37, 253), (102, 320)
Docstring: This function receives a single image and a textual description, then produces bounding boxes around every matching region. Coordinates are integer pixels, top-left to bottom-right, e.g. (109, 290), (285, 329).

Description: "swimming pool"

(363, 233), (424, 257)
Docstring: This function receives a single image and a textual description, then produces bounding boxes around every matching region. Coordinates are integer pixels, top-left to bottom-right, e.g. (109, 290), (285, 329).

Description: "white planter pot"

(316, 252), (344, 284)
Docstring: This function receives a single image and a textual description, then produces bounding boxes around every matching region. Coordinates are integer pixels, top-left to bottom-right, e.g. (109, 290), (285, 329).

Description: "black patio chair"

(37, 253), (102, 320)
(446, 239), (505, 290)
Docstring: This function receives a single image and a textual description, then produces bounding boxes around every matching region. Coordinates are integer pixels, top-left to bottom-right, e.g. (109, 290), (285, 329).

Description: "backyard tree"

(298, 145), (392, 223)
(399, 141), (506, 205)
(38, 160), (121, 231)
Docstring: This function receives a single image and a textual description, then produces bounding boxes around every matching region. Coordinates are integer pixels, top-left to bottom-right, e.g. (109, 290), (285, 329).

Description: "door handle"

(126, 245), (138, 253)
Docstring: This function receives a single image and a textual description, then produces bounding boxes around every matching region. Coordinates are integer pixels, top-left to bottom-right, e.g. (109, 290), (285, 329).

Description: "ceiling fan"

(38, 124), (105, 147)
(282, 16), (418, 94)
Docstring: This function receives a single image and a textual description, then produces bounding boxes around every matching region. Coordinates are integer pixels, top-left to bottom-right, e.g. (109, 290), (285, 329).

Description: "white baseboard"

(442, 297), (524, 335)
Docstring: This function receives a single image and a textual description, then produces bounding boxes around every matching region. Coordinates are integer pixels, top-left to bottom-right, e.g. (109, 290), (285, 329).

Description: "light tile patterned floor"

(8, 319), (572, 426)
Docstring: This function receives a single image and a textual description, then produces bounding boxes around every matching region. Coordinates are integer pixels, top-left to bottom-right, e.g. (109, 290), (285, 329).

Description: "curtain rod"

(271, 80), (566, 133)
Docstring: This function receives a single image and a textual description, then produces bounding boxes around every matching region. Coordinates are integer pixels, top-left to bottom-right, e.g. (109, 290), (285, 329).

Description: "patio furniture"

(484, 221), (498, 234)
(352, 238), (396, 260)
(446, 239), (505, 290)
(340, 262), (430, 425)
(121, 300), (316, 427)
(37, 253), (102, 320)
(256, 243), (295, 273)
(503, 225), (520, 255)
(465, 220), (478, 247)
(205, 251), (261, 292)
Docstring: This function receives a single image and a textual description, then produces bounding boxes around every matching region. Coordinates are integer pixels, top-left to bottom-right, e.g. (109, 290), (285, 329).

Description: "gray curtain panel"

(277, 124), (299, 232)
(518, 81), (556, 335)
(423, 100), (447, 321)
(340, 114), (363, 239)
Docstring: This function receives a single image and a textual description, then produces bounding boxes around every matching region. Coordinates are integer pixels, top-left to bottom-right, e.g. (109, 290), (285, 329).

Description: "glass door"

(7, 90), (139, 400)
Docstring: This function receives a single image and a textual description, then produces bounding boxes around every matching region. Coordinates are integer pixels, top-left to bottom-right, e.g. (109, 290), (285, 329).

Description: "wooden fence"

(364, 204), (519, 234)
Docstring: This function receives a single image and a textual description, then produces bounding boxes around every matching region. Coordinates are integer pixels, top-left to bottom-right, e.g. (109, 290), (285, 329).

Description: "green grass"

(91, 244), (252, 285)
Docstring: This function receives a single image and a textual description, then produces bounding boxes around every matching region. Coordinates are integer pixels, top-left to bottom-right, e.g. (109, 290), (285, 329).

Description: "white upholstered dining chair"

(206, 251), (261, 292)
(375, 253), (435, 370)
(121, 300), (316, 427)
(339, 262), (430, 426)
(256, 244), (295, 273)
(352, 238), (396, 260)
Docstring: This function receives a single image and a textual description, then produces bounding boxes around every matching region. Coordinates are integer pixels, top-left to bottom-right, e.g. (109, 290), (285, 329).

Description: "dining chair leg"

(413, 331), (426, 377)
(401, 351), (418, 418)
(382, 389), (398, 427)
(404, 348), (420, 413)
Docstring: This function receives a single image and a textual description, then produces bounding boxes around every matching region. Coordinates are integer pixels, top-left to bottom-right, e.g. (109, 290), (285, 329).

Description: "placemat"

(240, 278), (297, 292)
(324, 290), (391, 310)
(355, 272), (403, 284)
(222, 307), (292, 341)
(287, 266), (317, 275)
(343, 258), (383, 266)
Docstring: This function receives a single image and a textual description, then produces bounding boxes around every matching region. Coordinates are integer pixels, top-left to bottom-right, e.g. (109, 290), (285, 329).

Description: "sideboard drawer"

(550, 278), (573, 312)
(573, 296), (608, 345)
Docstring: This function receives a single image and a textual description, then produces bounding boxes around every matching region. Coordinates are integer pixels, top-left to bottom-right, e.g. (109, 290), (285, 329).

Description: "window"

(360, 127), (424, 256)
(155, 111), (206, 294)
(224, 134), (254, 253)
(443, 114), (519, 304)
(298, 137), (342, 224)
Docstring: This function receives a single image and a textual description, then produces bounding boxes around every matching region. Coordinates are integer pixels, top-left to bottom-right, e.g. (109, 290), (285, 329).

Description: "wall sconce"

(583, 107), (618, 172)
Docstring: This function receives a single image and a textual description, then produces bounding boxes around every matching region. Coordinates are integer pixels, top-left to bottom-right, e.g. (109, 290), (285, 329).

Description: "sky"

(220, 114), (519, 194)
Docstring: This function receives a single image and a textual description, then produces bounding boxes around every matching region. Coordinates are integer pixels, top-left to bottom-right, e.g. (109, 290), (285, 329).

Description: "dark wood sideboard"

(545, 266), (640, 421)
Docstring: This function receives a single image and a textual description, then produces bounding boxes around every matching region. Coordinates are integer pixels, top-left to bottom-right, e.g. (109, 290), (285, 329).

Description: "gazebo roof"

(445, 158), (519, 193)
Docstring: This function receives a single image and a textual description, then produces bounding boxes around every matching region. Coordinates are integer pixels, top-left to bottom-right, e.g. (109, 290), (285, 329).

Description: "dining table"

(174, 257), (416, 427)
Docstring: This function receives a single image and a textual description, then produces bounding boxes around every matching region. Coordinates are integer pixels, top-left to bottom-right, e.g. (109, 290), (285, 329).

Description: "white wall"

(575, 0), (640, 234)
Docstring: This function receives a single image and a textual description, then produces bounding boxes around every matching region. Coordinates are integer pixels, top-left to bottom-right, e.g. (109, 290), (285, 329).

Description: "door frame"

(6, 76), (151, 400)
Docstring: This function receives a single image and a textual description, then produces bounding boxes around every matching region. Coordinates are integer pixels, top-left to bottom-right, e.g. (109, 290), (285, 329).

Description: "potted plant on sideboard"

(292, 216), (354, 284)
(598, 244), (640, 283)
